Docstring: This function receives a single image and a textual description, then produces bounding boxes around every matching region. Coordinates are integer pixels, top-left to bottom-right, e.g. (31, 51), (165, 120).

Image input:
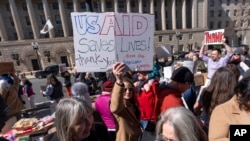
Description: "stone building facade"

(0, 0), (249, 72)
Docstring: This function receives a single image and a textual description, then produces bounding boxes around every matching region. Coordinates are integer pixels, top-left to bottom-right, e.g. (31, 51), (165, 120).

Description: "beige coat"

(110, 83), (142, 141)
(209, 95), (250, 141)
(0, 75), (24, 117)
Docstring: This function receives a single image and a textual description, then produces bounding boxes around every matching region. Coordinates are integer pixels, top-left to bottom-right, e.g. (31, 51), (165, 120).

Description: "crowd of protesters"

(1, 37), (250, 141)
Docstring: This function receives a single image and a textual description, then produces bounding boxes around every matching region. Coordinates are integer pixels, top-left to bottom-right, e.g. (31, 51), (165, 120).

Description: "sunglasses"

(124, 88), (134, 92)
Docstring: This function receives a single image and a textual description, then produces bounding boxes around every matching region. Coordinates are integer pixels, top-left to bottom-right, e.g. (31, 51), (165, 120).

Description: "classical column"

(126, 0), (131, 12)
(26, 0), (39, 39)
(114, 0), (118, 12)
(0, 12), (8, 41)
(182, 0), (186, 29)
(161, 0), (166, 30)
(192, 0), (198, 28)
(73, 0), (79, 12)
(138, 0), (143, 13)
(42, 0), (55, 38)
(100, 0), (106, 12)
(58, 0), (69, 37)
(9, 0), (24, 40)
(203, 0), (208, 28)
(171, 0), (176, 29)
(150, 0), (154, 14)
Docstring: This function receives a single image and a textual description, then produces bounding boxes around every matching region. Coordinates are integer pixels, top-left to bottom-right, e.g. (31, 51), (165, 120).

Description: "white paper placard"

(182, 61), (194, 73)
(204, 29), (224, 45)
(71, 12), (154, 72)
(163, 66), (174, 79)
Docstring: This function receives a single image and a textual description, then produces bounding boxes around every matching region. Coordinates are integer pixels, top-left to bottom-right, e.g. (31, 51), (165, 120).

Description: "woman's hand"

(112, 62), (126, 83)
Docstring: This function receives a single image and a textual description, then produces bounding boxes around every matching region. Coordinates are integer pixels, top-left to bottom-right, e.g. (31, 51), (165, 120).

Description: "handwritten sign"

(71, 12), (154, 72)
(204, 29), (224, 45)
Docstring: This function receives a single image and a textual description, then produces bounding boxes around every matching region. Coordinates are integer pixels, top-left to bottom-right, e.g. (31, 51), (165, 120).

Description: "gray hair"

(71, 82), (91, 102)
(156, 107), (208, 141)
(55, 97), (93, 141)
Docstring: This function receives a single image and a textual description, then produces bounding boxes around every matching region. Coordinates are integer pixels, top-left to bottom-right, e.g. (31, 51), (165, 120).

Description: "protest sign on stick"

(204, 29), (224, 45)
(71, 12), (154, 72)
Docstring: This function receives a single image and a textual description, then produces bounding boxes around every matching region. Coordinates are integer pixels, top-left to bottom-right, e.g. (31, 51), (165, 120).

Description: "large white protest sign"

(204, 29), (224, 45)
(71, 12), (154, 72)
(182, 61), (194, 73)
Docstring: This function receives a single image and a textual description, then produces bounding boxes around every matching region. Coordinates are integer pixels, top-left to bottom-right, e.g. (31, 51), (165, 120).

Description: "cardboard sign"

(155, 44), (172, 58)
(71, 12), (154, 72)
(204, 29), (224, 45)
(194, 74), (204, 86)
(0, 62), (14, 75)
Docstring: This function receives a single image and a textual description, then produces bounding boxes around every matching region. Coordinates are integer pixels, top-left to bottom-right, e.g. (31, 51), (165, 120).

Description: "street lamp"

(176, 31), (182, 55)
(31, 42), (42, 70)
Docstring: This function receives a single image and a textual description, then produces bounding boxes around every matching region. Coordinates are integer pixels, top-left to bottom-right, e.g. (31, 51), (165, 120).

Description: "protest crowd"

(1, 36), (250, 141)
(1, 7), (250, 139)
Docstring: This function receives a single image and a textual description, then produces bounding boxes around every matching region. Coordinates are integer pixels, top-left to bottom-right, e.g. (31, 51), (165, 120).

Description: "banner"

(71, 12), (154, 72)
(204, 29), (224, 45)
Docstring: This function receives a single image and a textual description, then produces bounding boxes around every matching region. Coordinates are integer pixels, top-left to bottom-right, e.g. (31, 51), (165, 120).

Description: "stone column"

(9, 0), (24, 40)
(150, 0), (154, 14)
(171, 0), (176, 29)
(42, 0), (55, 38)
(192, 0), (197, 28)
(203, 0), (208, 28)
(182, 0), (186, 29)
(161, 0), (166, 30)
(73, 0), (79, 12)
(126, 0), (131, 12)
(0, 12), (8, 41)
(114, 0), (118, 12)
(58, 0), (69, 37)
(138, 0), (143, 13)
(100, 0), (106, 12)
(26, 0), (39, 39)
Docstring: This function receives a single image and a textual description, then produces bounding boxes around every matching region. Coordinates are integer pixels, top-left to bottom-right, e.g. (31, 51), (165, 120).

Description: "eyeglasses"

(158, 134), (178, 141)
(124, 88), (134, 92)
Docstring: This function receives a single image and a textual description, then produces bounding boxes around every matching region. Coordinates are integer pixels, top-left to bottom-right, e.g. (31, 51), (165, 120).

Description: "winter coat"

(110, 83), (142, 141)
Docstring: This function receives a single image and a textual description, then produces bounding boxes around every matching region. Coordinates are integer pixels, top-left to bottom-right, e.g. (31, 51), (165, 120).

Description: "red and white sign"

(204, 29), (224, 45)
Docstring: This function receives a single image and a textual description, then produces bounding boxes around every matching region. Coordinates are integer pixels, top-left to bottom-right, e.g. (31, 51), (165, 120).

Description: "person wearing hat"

(156, 66), (194, 116)
(95, 80), (116, 141)
(229, 48), (242, 65)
